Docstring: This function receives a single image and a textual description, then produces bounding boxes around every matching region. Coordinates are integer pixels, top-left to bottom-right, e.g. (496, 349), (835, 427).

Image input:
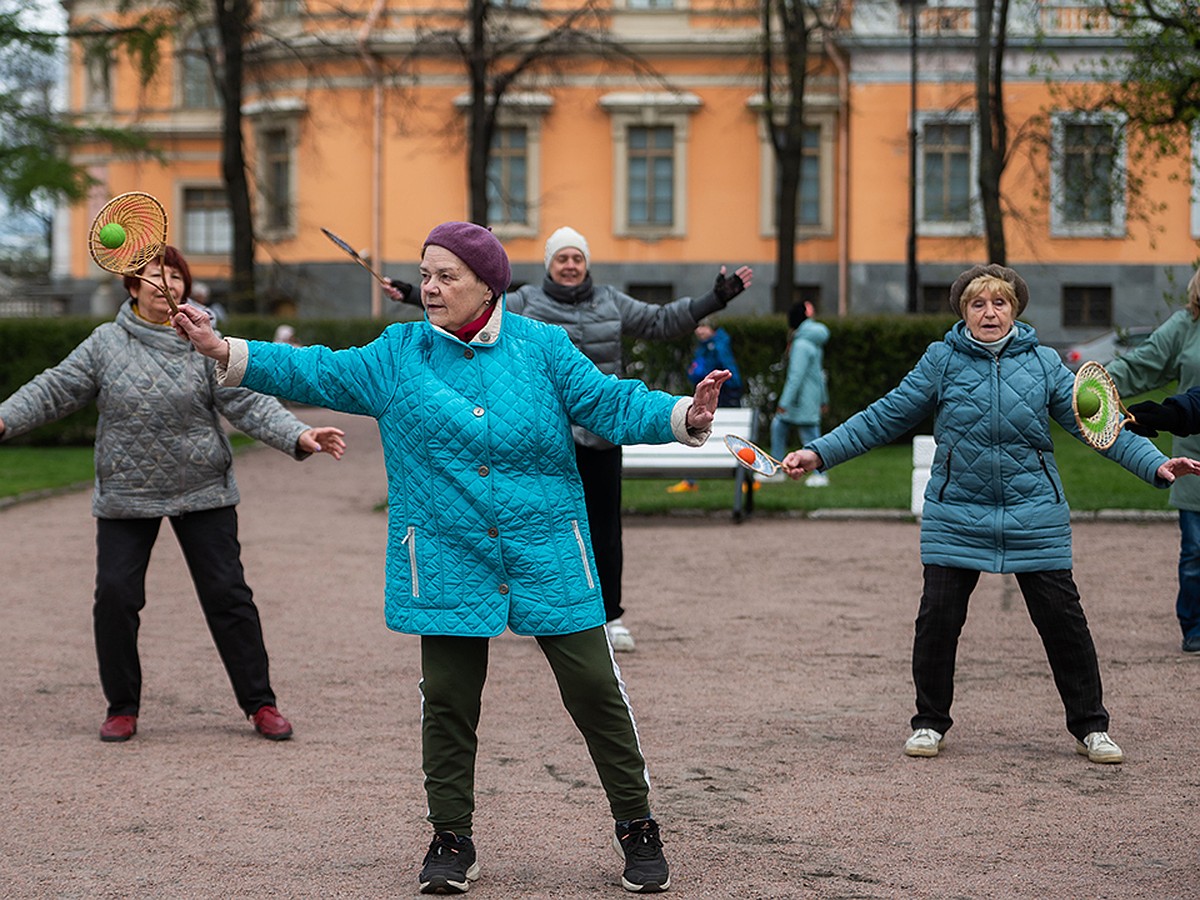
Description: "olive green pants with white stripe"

(420, 625), (651, 835)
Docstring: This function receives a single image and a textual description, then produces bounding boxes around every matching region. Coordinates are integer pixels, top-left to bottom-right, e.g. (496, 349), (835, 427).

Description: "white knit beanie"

(544, 226), (590, 270)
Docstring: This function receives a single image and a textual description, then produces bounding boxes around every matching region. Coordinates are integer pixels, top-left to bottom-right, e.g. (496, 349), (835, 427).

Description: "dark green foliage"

(0, 317), (107, 444)
(3, 314), (960, 447)
(623, 313), (959, 445)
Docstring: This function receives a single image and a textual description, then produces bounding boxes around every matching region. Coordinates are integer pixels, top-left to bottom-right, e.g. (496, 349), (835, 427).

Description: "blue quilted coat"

(808, 321), (1169, 573)
(225, 303), (689, 637)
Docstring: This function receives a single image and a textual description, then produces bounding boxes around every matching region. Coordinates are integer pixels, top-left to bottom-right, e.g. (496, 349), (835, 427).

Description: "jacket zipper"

(401, 526), (420, 597)
(1036, 450), (1062, 503)
(938, 447), (954, 502)
(571, 519), (596, 589)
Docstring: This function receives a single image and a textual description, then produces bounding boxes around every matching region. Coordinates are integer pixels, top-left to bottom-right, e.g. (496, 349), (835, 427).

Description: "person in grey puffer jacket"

(0, 246), (346, 744)
(783, 264), (1200, 766)
(506, 226), (753, 651)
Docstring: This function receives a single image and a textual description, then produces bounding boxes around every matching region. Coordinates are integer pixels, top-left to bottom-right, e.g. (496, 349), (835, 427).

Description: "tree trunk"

(775, 150), (800, 312)
(976, 0), (1008, 265)
(467, 0), (493, 226)
(215, 0), (256, 310)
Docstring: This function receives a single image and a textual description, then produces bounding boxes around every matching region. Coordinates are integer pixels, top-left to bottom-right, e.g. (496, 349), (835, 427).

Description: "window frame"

(600, 92), (701, 239)
(1191, 121), (1200, 241)
(178, 184), (233, 257)
(178, 26), (220, 111)
(915, 110), (981, 237)
(245, 98), (306, 241)
(455, 93), (550, 239)
(750, 95), (836, 239)
(1050, 110), (1127, 238)
(1061, 284), (1114, 328)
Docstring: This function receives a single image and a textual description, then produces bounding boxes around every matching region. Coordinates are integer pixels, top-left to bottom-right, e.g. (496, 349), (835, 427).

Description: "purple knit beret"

(422, 222), (512, 300)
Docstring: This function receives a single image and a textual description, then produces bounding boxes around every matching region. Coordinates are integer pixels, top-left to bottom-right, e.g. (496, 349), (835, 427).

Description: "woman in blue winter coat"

(782, 264), (1200, 766)
(173, 222), (729, 895)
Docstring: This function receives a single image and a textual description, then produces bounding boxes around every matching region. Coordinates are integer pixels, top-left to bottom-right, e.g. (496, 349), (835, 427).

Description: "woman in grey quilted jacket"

(507, 226), (753, 652)
(0, 246), (346, 744)
(783, 265), (1200, 767)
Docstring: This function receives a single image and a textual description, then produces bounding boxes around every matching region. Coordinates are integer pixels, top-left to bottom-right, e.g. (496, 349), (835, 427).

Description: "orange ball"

(737, 447), (757, 464)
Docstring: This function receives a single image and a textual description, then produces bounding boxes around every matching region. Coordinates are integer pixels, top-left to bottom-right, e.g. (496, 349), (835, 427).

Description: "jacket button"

(464, 348), (475, 359)
(498, 583), (509, 595)
(473, 407), (485, 417)
(487, 527), (499, 538)
(478, 465), (489, 477)
(478, 332), (490, 341)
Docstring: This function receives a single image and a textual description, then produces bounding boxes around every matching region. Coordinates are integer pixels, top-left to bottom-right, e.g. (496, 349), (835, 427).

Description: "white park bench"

(622, 407), (760, 522)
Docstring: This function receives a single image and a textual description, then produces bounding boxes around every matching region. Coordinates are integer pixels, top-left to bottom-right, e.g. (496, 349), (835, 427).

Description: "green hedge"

(1, 313), (961, 447)
(0, 317), (108, 445)
(625, 312), (960, 444)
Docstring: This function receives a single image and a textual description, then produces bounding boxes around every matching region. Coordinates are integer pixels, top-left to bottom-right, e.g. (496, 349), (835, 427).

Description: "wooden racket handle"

(131, 273), (179, 315)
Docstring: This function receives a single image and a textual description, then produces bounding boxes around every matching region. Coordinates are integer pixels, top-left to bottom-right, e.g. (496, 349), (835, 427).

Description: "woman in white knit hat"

(508, 225), (753, 652)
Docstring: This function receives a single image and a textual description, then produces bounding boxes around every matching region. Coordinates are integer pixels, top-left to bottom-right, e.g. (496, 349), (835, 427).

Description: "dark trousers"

(94, 507), (277, 718)
(911, 565), (1109, 741)
(420, 627), (651, 835)
(575, 443), (624, 622)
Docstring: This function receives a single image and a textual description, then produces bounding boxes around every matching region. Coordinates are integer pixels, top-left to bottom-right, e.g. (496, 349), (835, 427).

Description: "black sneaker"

(613, 817), (671, 893)
(419, 831), (480, 894)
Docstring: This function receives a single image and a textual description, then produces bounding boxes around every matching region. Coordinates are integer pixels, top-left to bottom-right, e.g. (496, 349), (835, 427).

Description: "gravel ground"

(2, 409), (1198, 899)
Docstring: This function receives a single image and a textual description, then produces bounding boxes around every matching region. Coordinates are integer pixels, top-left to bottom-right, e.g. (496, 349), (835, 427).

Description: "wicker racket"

(88, 192), (176, 314)
(1073, 360), (1137, 450)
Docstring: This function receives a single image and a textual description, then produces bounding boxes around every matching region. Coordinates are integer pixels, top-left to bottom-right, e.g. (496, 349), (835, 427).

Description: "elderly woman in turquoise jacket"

(173, 222), (727, 896)
(783, 264), (1200, 768)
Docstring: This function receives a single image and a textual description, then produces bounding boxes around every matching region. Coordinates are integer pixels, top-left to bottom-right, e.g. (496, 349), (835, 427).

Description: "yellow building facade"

(57, 0), (1200, 345)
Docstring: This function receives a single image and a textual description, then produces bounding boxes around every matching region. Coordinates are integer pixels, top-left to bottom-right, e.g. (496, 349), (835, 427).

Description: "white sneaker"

(805, 472), (829, 488)
(904, 727), (945, 757)
(606, 619), (636, 652)
(1076, 731), (1124, 764)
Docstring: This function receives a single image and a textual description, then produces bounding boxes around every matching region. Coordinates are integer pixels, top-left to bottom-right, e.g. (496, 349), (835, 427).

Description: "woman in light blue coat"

(783, 265), (1200, 767)
(174, 222), (728, 895)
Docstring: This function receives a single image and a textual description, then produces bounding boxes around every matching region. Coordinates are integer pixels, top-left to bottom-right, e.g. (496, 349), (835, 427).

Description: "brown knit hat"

(948, 264), (1029, 318)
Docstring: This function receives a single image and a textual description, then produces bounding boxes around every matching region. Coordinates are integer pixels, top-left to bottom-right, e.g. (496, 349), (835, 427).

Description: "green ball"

(98, 222), (126, 250)
(1076, 386), (1102, 418)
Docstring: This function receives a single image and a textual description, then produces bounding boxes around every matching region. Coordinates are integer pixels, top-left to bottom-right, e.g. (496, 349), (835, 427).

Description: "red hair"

(123, 245), (193, 303)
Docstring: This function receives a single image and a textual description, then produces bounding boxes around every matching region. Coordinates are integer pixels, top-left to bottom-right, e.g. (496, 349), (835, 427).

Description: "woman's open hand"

(685, 369), (731, 432)
(1157, 456), (1200, 483)
(299, 427), (346, 460)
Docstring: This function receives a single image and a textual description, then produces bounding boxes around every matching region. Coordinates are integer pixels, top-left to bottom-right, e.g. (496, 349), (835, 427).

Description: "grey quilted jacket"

(0, 300), (311, 518)
(508, 279), (723, 448)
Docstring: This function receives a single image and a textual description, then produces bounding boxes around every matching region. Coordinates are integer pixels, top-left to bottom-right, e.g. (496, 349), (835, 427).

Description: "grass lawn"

(0, 389), (1180, 512)
(0, 434), (257, 501)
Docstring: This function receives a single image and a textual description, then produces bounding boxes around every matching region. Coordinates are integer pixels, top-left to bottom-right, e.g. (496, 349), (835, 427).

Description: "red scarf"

(452, 306), (495, 343)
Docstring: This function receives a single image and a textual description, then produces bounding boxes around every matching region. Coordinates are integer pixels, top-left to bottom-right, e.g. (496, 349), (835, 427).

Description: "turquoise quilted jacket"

(224, 302), (692, 636)
(809, 321), (1169, 573)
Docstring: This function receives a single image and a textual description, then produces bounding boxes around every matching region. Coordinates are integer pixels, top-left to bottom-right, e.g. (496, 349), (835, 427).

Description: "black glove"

(1125, 399), (1183, 437)
(713, 269), (745, 305)
(386, 279), (418, 306)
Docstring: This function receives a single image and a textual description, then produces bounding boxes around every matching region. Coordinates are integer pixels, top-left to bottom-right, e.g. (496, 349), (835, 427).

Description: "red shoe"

(251, 705), (293, 741)
(100, 715), (137, 742)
